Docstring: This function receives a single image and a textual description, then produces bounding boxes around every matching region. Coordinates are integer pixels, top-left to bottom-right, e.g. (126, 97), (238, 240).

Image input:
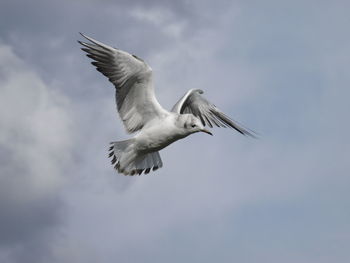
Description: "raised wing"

(172, 89), (256, 137)
(78, 33), (168, 133)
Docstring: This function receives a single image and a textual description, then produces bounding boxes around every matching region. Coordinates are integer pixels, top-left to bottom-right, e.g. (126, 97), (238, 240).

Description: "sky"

(0, 0), (349, 262)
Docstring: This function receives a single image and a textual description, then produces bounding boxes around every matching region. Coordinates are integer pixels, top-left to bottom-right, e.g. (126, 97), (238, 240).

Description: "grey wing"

(78, 33), (168, 133)
(172, 89), (256, 137)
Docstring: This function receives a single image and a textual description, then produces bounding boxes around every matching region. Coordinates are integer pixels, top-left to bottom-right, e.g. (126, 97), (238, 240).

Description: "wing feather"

(78, 33), (167, 133)
(172, 89), (256, 137)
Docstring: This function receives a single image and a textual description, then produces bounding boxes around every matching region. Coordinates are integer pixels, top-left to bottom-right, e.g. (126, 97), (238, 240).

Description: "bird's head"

(179, 114), (213, 136)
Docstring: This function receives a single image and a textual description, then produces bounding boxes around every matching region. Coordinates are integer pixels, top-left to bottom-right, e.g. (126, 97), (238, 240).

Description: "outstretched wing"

(172, 89), (256, 137)
(78, 33), (168, 133)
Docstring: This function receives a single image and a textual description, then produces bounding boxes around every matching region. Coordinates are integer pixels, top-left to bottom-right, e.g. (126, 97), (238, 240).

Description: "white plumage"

(79, 33), (255, 175)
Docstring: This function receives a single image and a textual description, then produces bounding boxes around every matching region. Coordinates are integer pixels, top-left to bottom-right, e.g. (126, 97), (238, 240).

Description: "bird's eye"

(191, 124), (196, 128)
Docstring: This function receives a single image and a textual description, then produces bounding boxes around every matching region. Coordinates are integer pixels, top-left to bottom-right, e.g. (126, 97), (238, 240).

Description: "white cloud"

(0, 43), (75, 261)
(130, 6), (186, 39)
(0, 44), (74, 196)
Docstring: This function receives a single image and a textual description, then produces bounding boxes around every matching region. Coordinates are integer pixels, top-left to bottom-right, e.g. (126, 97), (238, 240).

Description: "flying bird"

(78, 33), (255, 175)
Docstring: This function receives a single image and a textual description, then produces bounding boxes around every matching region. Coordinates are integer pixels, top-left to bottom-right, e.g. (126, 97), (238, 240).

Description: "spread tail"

(108, 140), (163, 176)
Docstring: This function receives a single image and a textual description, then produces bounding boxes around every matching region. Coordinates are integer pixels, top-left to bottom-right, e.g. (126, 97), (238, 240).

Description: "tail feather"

(131, 151), (163, 175)
(108, 140), (163, 176)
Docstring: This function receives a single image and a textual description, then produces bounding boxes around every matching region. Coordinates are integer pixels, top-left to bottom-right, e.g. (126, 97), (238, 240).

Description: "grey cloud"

(0, 43), (74, 262)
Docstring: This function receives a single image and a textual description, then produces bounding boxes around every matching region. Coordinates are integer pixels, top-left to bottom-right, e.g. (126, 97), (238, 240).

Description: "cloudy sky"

(1, 0), (350, 262)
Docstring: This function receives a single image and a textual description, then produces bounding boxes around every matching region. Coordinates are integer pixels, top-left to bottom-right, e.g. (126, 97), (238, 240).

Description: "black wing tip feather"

(223, 118), (258, 138)
(208, 108), (257, 138)
(78, 32), (92, 45)
(226, 119), (259, 138)
(79, 32), (92, 42)
(244, 129), (259, 139)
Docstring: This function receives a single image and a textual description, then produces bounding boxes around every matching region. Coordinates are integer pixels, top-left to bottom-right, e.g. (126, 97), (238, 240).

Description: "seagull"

(78, 33), (255, 176)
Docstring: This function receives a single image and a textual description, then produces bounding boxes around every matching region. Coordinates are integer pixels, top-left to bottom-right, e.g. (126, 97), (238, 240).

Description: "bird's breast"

(135, 120), (185, 153)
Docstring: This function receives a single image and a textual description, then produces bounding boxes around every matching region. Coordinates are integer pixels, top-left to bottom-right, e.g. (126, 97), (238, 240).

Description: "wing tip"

(232, 123), (259, 138)
(244, 129), (260, 139)
(79, 32), (90, 40)
(77, 40), (85, 46)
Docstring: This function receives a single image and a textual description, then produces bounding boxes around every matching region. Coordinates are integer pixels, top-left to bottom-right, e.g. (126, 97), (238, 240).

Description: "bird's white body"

(135, 113), (185, 153)
(117, 114), (205, 173)
(79, 33), (254, 175)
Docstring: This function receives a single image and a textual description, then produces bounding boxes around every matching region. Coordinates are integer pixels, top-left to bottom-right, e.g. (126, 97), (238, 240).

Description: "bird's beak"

(201, 129), (213, 136)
